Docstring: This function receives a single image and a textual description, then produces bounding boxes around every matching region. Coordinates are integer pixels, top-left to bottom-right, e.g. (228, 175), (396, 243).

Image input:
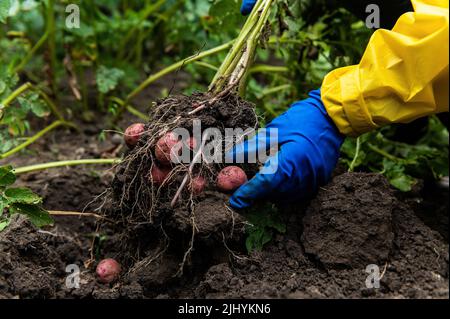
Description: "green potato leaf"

(4, 187), (42, 205)
(0, 165), (16, 187)
(96, 65), (125, 94)
(9, 203), (53, 228)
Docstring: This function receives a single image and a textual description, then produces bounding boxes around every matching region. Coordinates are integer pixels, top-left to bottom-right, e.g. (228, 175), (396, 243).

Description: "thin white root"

(170, 131), (210, 207)
(48, 210), (113, 222)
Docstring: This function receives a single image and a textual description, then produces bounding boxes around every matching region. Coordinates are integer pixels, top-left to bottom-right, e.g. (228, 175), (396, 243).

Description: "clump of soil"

(102, 92), (259, 278)
(0, 214), (80, 299)
(190, 173), (448, 299)
(0, 169), (447, 299)
(302, 173), (395, 268)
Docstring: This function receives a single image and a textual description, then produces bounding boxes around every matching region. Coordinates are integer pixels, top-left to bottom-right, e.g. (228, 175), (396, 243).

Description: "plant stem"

(109, 97), (150, 121)
(0, 83), (32, 109)
(367, 143), (404, 162)
(0, 82), (66, 122)
(193, 61), (219, 71)
(260, 84), (292, 97)
(14, 158), (120, 175)
(249, 65), (289, 74)
(46, 0), (58, 98)
(209, 0), (266, 89)
(13, 31), (49, 73)
(126, 40), (234, 102)
(349, 137), (361, 172)
(0, 120), (76, 159)
(210, 0), (275, 93)
(126, 105), (150, 121)
(118, 0), (166, 60)
(48, 210), (112, 222)
(32, 86), (65, 121)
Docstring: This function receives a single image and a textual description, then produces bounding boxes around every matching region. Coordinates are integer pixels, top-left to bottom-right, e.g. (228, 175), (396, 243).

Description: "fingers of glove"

(229, 150), (287, 209)
(240, 0), (257, 15)
(226, 128), (279, 164)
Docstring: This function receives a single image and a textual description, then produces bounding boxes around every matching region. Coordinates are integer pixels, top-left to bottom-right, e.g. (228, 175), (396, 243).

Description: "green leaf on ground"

(96, 65), (125, 94)
(10, 203), (53, 227)
(5, 187), (42, 204)
(18, 93), (50, 118)
(0, 165), (16, 187)
(245, 204), (286, 252)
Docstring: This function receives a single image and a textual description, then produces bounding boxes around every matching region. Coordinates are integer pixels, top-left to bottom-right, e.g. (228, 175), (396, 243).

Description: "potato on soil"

(190, 175), (206, 195)
(216, 166), (248, 192)
(186, 137), (198, 151)
(155, 132), (180, 165)
(150, 165), (171, 186)
(96, 258), (121, 284)
(124, 123), (145, 147)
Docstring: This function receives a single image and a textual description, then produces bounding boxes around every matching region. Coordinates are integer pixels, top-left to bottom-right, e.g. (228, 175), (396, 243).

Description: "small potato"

(96, 258), (121, 284)
(124, 123), (145, 147)
(190, 175), (206, 195)
(150, 165), (171, 186)
(155, 132), (180, 165)
(186, 137), (198, 151)
(216, 166), (248, 192)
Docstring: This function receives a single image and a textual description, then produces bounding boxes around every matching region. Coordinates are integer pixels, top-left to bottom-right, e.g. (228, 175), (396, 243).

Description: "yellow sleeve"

(321, 0), (449, 137)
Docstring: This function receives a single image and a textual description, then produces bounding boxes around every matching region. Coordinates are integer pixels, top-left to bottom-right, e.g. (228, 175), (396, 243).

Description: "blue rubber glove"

(229, 89), (344, 209)
(240, 0), (257, 15)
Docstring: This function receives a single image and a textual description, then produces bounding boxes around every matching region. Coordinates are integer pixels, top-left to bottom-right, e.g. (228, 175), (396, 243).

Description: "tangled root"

(99, 92), (259, 276)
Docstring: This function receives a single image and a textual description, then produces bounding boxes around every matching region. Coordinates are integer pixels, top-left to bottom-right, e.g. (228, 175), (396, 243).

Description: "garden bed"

(1, 119), (447, 299)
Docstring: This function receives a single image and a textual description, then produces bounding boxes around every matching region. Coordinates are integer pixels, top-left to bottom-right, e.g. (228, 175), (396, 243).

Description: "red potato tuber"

(124, 123), (145, 147)
(96, 258), (121, 284)
(216, 166), (248, 192)
(155, 132), (180, 165)
(186, 137), (198, 150)
(149, 165), (171, 186)
(190, 175), (206, 195)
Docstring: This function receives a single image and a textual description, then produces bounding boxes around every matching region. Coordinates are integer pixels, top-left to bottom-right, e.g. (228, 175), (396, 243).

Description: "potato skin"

(124, 123), (145, 147)
(150, 165), (171, 186)
(186, 137), (198, 151)
(190, 175), (206, 195)
(96, 258), (121, 284)
(216, 166), (248, 192)
(155, 132), (180, 165)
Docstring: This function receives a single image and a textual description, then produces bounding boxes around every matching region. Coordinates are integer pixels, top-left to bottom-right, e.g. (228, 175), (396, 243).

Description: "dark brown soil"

(1, 156), (448, 299)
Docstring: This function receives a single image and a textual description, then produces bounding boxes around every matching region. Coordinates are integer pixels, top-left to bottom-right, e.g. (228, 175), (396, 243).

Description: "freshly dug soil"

(302, 173), (395, 268)
(1, 158), (448, 298)
(0, 84), (447, 298)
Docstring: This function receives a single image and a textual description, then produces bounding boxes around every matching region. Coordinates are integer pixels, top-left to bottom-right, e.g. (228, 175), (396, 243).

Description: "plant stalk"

(348, 137), (361, 172)
(0, 120), (76, 159)
(46, 0), (58, 99)
(13, 31), (49, 73)
(126, 40), (234, 102)
(14, 158), (120, 175)
(209, 0), (275, 94)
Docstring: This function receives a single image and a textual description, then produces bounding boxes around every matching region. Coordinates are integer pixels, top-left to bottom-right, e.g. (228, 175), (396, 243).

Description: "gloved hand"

(240, 0), (257, 15)
(229, 89), (344, 209)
